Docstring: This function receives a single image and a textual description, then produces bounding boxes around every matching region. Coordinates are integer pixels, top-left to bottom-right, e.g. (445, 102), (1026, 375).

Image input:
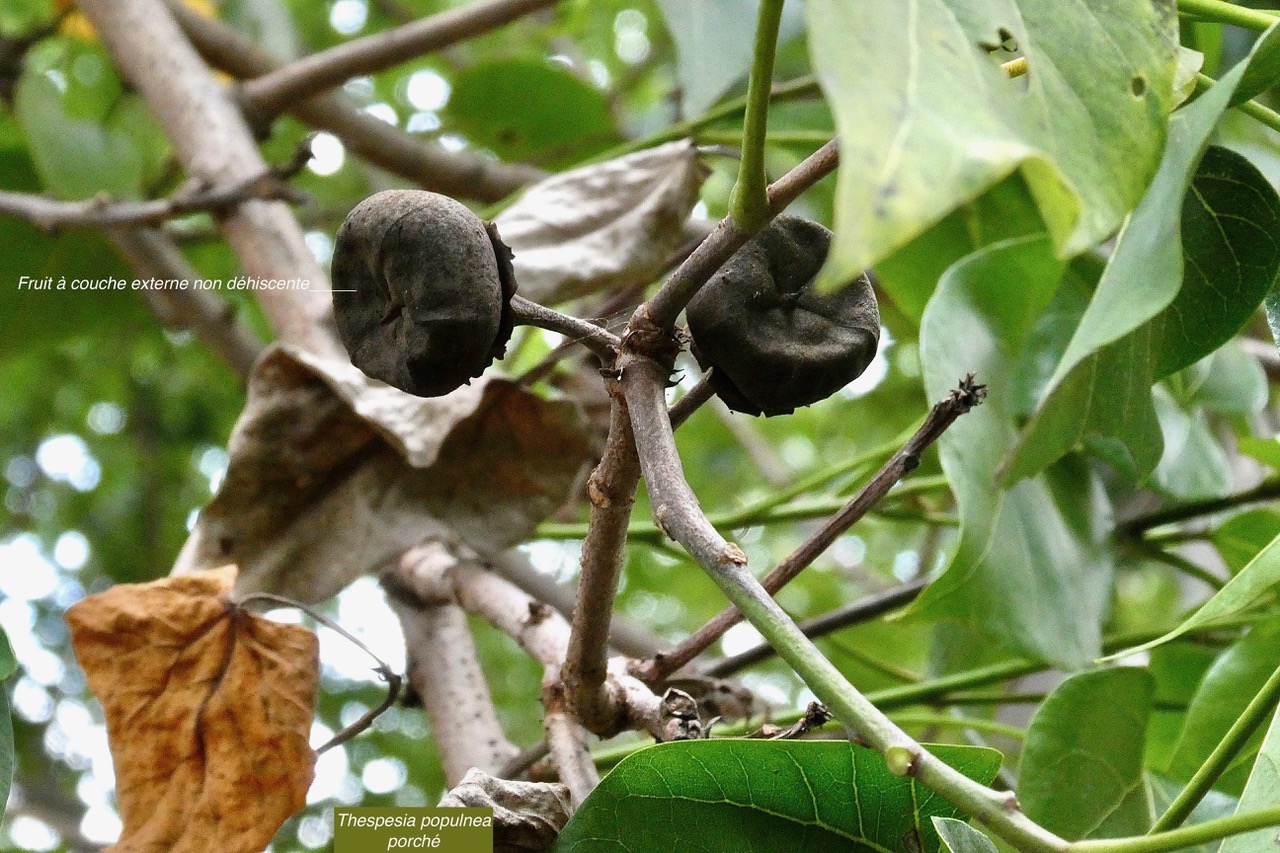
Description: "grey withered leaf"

(493, 140), (708, 305)
(182, 345), (592, 602)
(440, 768), (571, 853)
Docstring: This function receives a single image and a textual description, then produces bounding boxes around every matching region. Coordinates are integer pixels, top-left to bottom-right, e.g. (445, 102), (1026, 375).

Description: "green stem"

(698, 129), (835, 146)
(594, 76), (821, 164)
(708, 566), (1066, 852)
(1132, 542), (1225, 590)
(1192, 73), (1280, 136)
(1238, 96), (1280, 135)
(536, 490), (954, 540)
(1149, 659), (1280, 832)
(890, 712), (1026, 741)
(729, 0), (785, 230)
(870, 658), (1046, 710)
(1178, 0), (1278, 31)
(1076, 806), (1280, 853)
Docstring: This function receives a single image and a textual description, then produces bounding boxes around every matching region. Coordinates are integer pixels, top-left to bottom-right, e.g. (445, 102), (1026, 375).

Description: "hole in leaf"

(1131, 75), (1147, 97)
(977, 26), (1019, 57)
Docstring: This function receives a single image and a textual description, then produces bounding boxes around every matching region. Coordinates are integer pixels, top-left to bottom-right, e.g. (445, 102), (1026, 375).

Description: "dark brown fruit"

(686, 215), (879, 416)
(332, 190), (516, 397)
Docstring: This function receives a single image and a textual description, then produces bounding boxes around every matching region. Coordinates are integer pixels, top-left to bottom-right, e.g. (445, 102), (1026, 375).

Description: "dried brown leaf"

(65, 566), (318, 853)
(183, 345), (592, 601)
(494, 140), (708, 304)
(439, 768), (571, 852)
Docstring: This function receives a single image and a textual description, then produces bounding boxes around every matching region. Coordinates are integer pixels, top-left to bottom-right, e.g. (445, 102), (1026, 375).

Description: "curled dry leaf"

(183, 345), (592, 601)
(439, 768), (571, 853)
(493, 140), (708, 305)
(64, 566), (318, 853)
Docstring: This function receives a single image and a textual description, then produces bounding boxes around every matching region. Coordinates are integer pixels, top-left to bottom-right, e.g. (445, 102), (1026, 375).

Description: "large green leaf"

(909, 235), (1111, 668)
(1163, 621), (1280, 796)
(1003, 145), (1280, 484)
(1043, 26), (1280, 395)
(551, 740), (1002, 853)
(444, 58), (620, 167)
(1018, 668), (1155, 839)
(998, 259), (1163, 484)
(1105, 533), (1280, 660)
(876, 174), (1046, 325)
(1148, 147), (1280, 378)
(806, 0), (1176, 286)
(1221, 708), (1280, 853)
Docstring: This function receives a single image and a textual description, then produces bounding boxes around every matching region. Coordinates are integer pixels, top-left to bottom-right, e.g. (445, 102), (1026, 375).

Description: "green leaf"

(807, 0), (1176, 285)
(1147, 644), (1221, 772)
(0, 627), (12, 827)
(0, 683), (10, 828)
(0, 629), (13, 682)
(654, 0), (804, 116)
(1221, 708), (1280, 853)
(1214, 510), (1280, 575)
(1163, 621), (1280, 797)
(1044, 27), (1280, 395)
(909, 235), (1110, 668)
(1181, 343), (1268, 417)
(1146, 773), (1239, 853)
(444, 58), (620, 167)
(551, 740), (1002, 853)
(1148, 146), (1280, 379)
(1018, 668), (1155, 839)
(1239, 437), (1280, 471)
(1003, 145), (1280, 484)
(932, 818), (998, 853)
(1151, 390), (1232, 502)
(1104, 532), (1280, 660)
(14, 37), (168, 199)
(876, 174), (1046, 325)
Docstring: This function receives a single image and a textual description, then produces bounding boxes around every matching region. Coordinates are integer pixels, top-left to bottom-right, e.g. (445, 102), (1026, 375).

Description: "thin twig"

(167, 0), (542, 202)
(641, 377), (983, 682)
(1120, 475), (1280, 536)
(543, 705), (599, 807)
(704, 576), (931, 677)
(239, 0), (560, 120)
(485, 549), (663, 659)
(617, 356), (1065, 852)
(236, 592), (402, 754)
(0, 152), (310, 233)
(668, 371), (717, 429)
(1131, 542), (1226, 590)
(110, 227), (265, 380)
(561, 398), (642, 735)
(509, 295), (620, 362)
(79, 0), (341, 357)
(710, 396), (791, 487)
(635, 139), (840, 331)
(1149, 658), (1280, 832)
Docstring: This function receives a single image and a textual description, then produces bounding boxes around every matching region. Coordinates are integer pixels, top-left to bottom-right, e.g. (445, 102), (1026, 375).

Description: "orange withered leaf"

(65, 566), (319, 853)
